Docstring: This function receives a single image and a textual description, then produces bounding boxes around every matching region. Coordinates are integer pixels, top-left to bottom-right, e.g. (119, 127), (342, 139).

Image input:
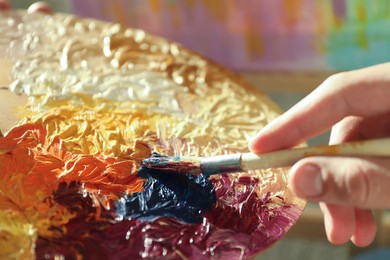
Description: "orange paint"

(0, 121), (146, 247)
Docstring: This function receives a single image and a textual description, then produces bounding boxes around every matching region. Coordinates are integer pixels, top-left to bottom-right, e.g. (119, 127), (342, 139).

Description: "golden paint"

(0, 11), (305, 257)
(0, 210), (37, 259)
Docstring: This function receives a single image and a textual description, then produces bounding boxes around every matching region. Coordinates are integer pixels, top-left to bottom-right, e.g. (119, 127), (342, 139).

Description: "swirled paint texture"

(0, 122), (301, 259)
(116, 167), (216, 223)
(0, 11), (305, 259)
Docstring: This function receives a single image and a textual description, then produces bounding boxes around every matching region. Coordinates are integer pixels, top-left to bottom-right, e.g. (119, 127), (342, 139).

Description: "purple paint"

(35, 175), (301, 259)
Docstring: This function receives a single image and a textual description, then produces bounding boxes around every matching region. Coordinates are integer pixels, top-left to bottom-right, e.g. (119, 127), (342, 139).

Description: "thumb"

(288, 157), (390, 208)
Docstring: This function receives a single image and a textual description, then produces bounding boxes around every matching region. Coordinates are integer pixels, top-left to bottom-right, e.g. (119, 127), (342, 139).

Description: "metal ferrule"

(200, 154), (241, 175)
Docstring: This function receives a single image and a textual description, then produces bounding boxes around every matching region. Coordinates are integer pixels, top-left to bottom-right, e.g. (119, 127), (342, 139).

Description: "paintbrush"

(141, 138), (390, 176)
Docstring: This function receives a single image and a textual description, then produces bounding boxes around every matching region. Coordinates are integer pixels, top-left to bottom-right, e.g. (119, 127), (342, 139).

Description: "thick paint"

(0, 122), (301, 259)
(116, 165), (215, 223)
(140, 152), (201, 174)
(1, 10), (305, 259)
(35, 173), (300, 259)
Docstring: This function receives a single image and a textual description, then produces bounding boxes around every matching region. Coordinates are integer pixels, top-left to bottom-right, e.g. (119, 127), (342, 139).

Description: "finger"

(330, 112), (390, 145)
(320, 203), (377, 246)
(329, 116), (363, 144)
(249, 63), (390, 153)
(350, 208), (376, 247)
(320, 203), (355, 245)
(0, 0), (11, 11)
(289, 156), (390, 208)
(27, 2), (52, 14)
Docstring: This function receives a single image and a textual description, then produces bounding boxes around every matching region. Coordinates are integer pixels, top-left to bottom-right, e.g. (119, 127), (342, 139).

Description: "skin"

(249, 62), (390, 247)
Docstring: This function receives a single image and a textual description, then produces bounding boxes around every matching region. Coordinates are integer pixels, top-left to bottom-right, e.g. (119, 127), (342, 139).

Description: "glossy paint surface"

(0, 11), (305, 259)
(116, 167), (216, 223)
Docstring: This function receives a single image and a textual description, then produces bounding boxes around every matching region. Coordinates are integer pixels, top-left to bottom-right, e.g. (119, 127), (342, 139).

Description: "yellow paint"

(0, 210), (37, 259)
(22, 98), (177, 156)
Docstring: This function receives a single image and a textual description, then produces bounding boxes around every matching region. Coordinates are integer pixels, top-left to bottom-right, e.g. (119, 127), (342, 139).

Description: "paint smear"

(116, 167), (216, 223)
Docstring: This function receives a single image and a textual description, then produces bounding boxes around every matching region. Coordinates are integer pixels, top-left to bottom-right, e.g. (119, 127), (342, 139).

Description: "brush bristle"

(141, 154), (201, 174)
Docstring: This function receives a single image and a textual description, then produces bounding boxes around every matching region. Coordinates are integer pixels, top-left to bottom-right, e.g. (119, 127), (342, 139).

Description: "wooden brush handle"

(240, 138), (390, 171)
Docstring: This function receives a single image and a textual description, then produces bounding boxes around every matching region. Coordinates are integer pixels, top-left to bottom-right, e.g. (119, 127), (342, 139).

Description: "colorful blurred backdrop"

(67, 0), (390, 71)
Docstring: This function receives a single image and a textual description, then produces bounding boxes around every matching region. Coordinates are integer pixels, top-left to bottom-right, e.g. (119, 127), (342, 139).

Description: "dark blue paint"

(115, 167), (216, 224)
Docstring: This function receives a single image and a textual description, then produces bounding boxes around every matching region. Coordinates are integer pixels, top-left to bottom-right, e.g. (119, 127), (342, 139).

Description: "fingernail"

(295, 164), (323, 197)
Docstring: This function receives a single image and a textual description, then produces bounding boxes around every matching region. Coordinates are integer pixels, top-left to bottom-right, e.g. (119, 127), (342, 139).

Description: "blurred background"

(10, 1), (390, 259)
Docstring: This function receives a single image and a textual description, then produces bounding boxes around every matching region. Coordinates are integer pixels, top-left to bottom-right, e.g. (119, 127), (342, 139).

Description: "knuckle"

(345, 163), (370, 206)
(324, 72), (347, 88)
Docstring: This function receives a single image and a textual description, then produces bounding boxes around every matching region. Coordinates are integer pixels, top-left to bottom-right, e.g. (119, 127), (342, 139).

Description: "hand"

(249, 62), (390, 247)
(0, 0), (52, 13)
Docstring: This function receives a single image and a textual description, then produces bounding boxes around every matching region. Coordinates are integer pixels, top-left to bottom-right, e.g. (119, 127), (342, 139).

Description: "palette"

(0, 11), (305, 259)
